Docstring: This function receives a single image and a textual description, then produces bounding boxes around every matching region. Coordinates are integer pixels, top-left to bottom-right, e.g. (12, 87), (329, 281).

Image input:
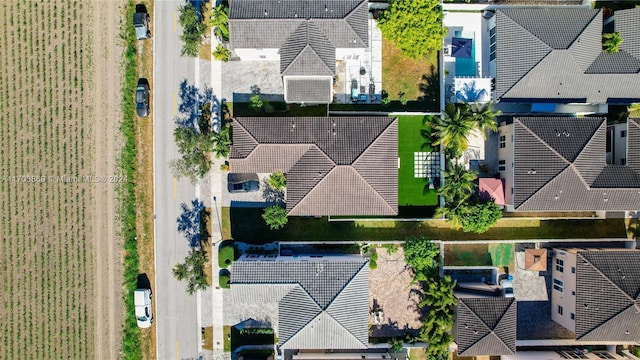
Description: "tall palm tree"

(438, 162), (477, 208)
(469, 101), (501, 135)
(603, 32), (623, 54)
(210, 4), (229, 41)
(433, 103), (475, 156)
(211, 124), (231, 159)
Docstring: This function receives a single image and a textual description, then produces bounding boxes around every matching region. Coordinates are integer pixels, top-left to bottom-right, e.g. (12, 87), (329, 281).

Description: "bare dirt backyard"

(0, 0), (123, 358)
(369, 247), (422, 338)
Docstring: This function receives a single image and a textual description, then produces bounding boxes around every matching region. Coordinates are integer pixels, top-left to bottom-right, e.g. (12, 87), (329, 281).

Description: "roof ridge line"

(352, 118), (396, 164)
(342, 1), (368, 44)
(578, 252), (637, 304)
(304, 43), (335, 74)
(499, 14), (553, 98)
(567, 9), (601, 49)
(350, 165), (396, 213)
(287, 147), (336, 214)
(458, 301), (502, 352)
(325, 259), (368, 309)
(234, 120), (260, 157)
(279, 285), (323, 348)
(516, 118), (572, 164)
(519, 166), (573, 209)
(574, 121), (607, 188)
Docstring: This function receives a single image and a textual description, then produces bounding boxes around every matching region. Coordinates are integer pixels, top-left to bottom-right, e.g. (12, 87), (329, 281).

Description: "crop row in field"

(0, 1), (95, 359)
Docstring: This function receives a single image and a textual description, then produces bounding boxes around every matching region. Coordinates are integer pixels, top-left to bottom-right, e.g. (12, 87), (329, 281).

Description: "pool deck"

(443, 11), (491, 92)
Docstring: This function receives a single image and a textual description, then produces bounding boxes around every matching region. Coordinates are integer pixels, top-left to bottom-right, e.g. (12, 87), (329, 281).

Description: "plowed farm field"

(0, 1), (124, 359)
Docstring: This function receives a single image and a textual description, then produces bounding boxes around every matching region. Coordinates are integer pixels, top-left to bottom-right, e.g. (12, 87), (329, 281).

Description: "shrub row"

(119, 1), (142, 359)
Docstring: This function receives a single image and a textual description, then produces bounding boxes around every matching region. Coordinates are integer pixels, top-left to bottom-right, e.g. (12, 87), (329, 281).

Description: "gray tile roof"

(284, 78), (333, 103)
(455, 297), (517, 356)
(230, 256), (369, 349)
(229, 0), (368, 49)
(230, 117), (398, 216)
(280, 22), (335, 76)
(494, 8), (640, 103)
(512, 117), (640, 211)
(575, 250), (640, 342)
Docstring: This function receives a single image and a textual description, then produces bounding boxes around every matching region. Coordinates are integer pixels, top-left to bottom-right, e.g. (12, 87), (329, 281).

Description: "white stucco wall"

(497, 123), (514, 206)
(551, 249), (577, 335)
(609, 123), (628, 166)
(234, 48), (280, 61)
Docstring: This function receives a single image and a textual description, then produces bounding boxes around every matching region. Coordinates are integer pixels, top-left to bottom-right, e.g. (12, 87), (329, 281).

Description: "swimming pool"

(454, 31), (477, 77)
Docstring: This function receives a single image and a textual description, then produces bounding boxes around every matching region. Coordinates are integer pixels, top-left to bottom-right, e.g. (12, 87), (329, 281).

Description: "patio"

(443, 11), (492, 104)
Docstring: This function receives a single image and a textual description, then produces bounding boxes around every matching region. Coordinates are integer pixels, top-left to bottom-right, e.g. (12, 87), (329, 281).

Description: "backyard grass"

(224, 207), (627, 243)
(219, 271), (230, 289)
(382, 38), (438, 103)
(397, 115), (439, 206)
(221, 206), (232, 239)
(444, 244), (493, 266)
(488, 243), (513, 267)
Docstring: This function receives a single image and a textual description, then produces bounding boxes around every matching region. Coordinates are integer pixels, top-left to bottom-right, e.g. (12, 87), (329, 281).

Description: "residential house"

(228, 0), (369, 103)
(225, 254), (370, 351)
(551, 249), (640, 343)
(454, 297), (517, 356)
(488, 8), (640, 105)
(497, 117), (640, 211)
(229, 116), (398, 216)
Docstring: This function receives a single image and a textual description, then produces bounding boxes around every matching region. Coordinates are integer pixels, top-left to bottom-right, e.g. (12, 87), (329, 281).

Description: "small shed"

(524, 249), (547, 272)
(479, 178), (505, 205)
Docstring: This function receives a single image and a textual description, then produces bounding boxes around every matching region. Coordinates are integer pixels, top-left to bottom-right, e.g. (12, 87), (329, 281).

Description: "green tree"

(418, 276), (456, 359)
(213, 44), (231, 62)
(469, 101), (501, 136)
(268, 171), (287, 190)
(212, 125), (231, 159)
(178, 3), (207, 57)
(630, 103), (640, 117)
(173, 248), (209, 294)
(403, 236), (439, 279)
(377, 0), (447, 60)
(433, 104), (475, 157)
(458, 201), (502, 233)
(262, 205), (288, 230)
(603, 32), (623, 54)
(250, 94), (264, 112)
(171, 126), (215, 183)
(210, 4), (229, 41)
(438, 162), (477, 208)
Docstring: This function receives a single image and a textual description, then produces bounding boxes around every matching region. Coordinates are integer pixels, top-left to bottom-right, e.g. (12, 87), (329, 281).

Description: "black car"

(136, 78), (150, 118)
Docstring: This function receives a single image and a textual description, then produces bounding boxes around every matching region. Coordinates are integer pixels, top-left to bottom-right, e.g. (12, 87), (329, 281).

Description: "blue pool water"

(454, 31), (476, 77)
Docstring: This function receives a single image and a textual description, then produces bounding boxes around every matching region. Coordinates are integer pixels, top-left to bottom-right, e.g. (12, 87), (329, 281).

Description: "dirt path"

(92, 1), (125, 359)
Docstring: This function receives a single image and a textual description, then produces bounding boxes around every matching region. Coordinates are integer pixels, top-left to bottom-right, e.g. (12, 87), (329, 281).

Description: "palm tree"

(469, 101), (501, 135)
(210, 4), (229, 41)
(455, 81), (489, 103)
(212, 43), (231, 62)
(603, 32), (623, 54)
(438, 162), (477, 208)
(433, 103), (475, 156)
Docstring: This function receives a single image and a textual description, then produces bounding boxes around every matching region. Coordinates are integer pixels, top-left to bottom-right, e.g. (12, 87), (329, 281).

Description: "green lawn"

(488, 243), (513, 267)
(218, 244), (235, 269)
(224, 207), (627, 243)
(223, 325), (231, 352)
(382, 38), (439, 111)
(397, 115), (439, 206)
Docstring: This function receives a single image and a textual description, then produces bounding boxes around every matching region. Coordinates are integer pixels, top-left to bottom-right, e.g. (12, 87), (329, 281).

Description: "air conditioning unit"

(444, 45), (451, 56)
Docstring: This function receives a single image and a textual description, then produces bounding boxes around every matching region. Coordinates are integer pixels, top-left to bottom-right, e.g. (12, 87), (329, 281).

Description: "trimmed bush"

(218, 245), (235, 268)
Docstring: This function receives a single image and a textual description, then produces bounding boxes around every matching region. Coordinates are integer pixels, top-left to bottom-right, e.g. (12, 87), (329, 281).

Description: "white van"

(134, 289), (153, 328)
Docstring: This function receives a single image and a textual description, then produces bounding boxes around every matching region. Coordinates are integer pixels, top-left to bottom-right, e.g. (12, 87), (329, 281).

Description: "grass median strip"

(120, 1), (142, 359)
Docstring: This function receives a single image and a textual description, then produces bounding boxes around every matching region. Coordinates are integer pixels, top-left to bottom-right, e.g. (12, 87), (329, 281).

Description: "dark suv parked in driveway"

(136, 78), (150, 118)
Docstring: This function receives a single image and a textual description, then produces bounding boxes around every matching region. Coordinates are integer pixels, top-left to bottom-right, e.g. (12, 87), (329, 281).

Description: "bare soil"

(0, 0), (122, 358)
(369, 248), (423, 338)
(92, 0), (126, 359)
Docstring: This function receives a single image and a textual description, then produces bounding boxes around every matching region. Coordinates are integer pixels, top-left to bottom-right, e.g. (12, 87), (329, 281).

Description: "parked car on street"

(133, 11), (151, 40)
(134, 288), (153, 328)
(136, 78), (150, 118)
(228, 173), (260, 193)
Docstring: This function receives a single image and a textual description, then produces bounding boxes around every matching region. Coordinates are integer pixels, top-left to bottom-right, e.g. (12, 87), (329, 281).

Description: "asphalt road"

(154, 1), (199, 358)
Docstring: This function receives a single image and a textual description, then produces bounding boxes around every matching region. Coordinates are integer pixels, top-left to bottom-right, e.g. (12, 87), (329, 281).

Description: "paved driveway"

(222, 173), (284, 207)
(221, 60), (284, 102)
